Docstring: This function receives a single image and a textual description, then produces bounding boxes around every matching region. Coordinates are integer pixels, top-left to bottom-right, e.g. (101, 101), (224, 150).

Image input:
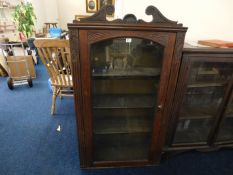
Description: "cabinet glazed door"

(215, 89), (233, 144)
(170, 55), (233, 146)
(89, 36), (173, 163)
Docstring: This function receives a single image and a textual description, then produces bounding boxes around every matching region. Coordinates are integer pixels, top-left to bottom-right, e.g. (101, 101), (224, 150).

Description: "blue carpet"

(0, 64), (233, 175)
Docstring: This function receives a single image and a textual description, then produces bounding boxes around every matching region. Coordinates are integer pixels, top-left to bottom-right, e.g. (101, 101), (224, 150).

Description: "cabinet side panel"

(69, 29), (87, 167)
(155, 32), (186, 153)
(79, 30), (94, 167)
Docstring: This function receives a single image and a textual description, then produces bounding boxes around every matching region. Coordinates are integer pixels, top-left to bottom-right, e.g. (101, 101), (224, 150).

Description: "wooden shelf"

(93, 67), (161, 78)
(187, 81), (226, 88)
(179, 105), (218, 120)
(197, 69), (219, 75)
(93, 79), (158, 95)
(93, 94), (156, 109)
(94, 133), (150, 161)
(94, 115), (153, 134)
(0, 6), (15, 9)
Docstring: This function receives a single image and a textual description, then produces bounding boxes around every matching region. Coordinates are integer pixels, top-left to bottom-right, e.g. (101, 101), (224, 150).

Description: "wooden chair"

(34, 39), (73, 115)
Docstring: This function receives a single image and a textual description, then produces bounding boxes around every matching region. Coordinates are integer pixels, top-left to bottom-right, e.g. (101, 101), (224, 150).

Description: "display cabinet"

(165, 46), (233, 151)
(68, 5), (187, 168)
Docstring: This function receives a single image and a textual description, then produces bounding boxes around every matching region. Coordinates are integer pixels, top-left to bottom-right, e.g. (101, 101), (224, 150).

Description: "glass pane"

(91, 38), (164, 161)
(175, 119), (214, 143)
(173, 61), (233, 144)
(217, 93), (233, 142)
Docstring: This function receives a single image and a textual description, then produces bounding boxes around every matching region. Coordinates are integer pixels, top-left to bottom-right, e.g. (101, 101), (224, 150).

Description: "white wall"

(56, 0), (93, 29)
(31, 0), (233, 42)
(43, 0), (59, 24)
(116, 0), (233, 42)
(30, 0), (45, 32)
(30, 0), (59, 32)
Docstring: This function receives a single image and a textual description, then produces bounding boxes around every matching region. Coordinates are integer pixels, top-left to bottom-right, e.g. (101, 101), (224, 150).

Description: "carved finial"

(145, 6), (177, 24)
(123, 14), (137, 23)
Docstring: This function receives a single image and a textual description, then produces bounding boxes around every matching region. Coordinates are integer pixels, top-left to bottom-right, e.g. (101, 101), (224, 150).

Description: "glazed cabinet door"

(91, 37), (163, 163)
(78, 31), (177, 166)
(168, 54), (233, 147)
(215, 88), (233, 144)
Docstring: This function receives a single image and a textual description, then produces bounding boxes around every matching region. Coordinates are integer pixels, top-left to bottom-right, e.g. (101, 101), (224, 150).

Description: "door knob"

(157, 104), (163, 110)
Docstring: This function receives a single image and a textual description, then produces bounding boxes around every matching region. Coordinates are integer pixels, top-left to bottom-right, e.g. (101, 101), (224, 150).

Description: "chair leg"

(51, 86), (57, 115)
(60, 89), (63, 99)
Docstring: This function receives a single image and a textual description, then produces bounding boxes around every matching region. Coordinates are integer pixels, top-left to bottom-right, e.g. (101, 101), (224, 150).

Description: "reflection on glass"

(175, 119), (214, 143)
(217, 93), (233, 142)
(91, 38), (164, 161)
(91, 38), (163, 76)
(173, 62), (233, 144)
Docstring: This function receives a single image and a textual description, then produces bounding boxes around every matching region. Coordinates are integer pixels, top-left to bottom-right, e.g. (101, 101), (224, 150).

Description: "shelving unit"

(91, 37), (161, 162)
(68, 5), (187, 167)
(0, 1), (16, 21)
(0, 23), (16, 33)
(173, 60), (232, 144)
(0, 1), (19, 41)
(166, 47), (233, 149)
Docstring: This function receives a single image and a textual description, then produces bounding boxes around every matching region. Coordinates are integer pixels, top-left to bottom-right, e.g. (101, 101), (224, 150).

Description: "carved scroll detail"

(75, 5), (180, 26)
(87, 30), (169, 46)
(69, 29), (79, 63)
(144, 6), (177, 24)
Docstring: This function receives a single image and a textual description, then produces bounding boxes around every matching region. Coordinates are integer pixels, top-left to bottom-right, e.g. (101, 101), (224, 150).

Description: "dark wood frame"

(68, 5), (187, 168)
(165, 48), (233, 151)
